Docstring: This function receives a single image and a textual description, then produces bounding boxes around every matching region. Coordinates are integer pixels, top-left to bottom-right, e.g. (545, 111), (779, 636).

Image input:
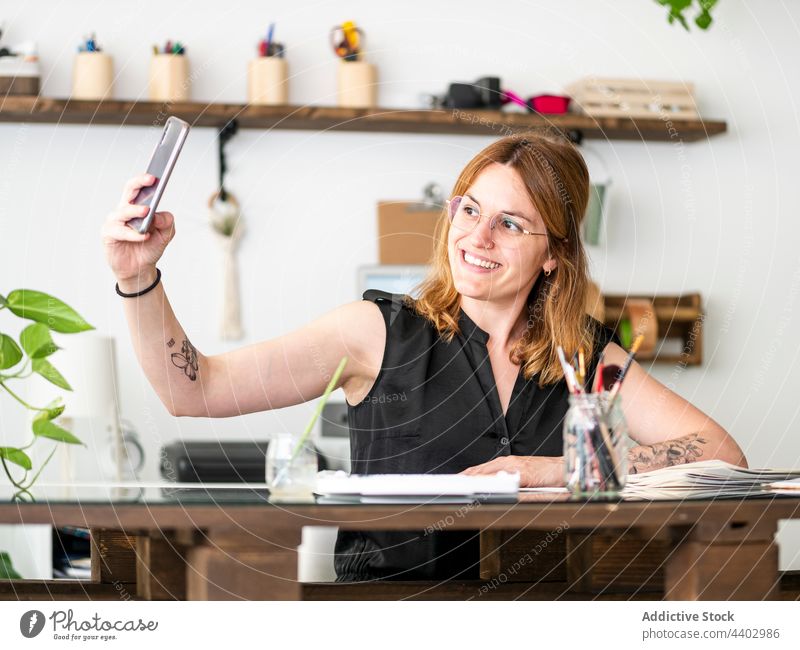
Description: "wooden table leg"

(89, 528), (137, 599)
(665, 517), (781, 600)
(186, 527), (302, 600)
(135, 532), (191, 600)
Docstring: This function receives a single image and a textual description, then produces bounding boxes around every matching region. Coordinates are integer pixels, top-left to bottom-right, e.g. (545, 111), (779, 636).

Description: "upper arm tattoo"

(627, 432), (707, 474)
(169, 338), (199, 381)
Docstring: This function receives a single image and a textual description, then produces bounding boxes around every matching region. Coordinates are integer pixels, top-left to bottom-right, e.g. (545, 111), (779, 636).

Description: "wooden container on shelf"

(71, 51), (114, 100)
(601, 293), (703, 365)
(565, 77), (699, 120)
(337, 60), (377, 108)
(247, 57), (289, 105)
(149, 53), (190, 102)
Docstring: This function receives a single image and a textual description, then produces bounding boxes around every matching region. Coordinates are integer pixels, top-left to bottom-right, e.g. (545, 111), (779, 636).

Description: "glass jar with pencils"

(563, 392), (630, 498)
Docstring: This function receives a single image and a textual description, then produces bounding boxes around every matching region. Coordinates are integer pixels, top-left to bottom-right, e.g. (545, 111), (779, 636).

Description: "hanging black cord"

(218, 119), (238, 202)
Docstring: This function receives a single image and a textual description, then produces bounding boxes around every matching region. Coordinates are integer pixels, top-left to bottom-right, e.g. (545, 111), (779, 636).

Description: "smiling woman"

(103, 132), (746, 584)
(413, 134), (593, 387)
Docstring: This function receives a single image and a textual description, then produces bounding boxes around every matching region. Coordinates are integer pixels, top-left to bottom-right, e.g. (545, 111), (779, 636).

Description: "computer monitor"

(356, 265), (429, 299)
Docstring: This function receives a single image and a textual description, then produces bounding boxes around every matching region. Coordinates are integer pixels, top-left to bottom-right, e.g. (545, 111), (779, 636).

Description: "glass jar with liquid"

(265, 433), (318, 498)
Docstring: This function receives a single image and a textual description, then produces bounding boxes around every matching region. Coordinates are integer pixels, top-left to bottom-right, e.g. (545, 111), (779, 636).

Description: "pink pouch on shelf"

(529, 94), (571, 114)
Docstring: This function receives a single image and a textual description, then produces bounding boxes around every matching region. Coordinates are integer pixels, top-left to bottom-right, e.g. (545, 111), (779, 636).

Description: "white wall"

(1, 1), (800, 569)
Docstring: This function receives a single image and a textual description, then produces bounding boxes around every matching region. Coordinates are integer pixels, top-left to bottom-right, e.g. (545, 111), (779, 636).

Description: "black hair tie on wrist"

(116, 268), (161, 298)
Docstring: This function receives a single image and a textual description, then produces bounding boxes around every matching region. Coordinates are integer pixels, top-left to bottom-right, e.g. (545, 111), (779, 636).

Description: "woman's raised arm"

(103, 173), (386, 419)
(181, 299), (385, 417)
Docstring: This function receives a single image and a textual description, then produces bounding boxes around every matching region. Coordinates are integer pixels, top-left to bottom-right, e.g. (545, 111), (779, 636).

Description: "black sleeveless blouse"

(334, 288), (619, 582)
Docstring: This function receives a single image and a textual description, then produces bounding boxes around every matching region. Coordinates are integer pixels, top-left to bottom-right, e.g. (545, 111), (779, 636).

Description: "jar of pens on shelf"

(149, 40), (189, 102)
(331, 20), (376, 108)
(247, 23), (288, 106)
(559, 335), (643, 499)
(71, 33), (114, 100)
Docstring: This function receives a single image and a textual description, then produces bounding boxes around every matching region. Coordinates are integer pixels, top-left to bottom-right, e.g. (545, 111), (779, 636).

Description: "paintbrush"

(557, 346), (581, 394)
(600, 364), (622, 392)
(607, 334), (644, 404)
(271, 356), (349, 488)
(293, 356), (349, 459)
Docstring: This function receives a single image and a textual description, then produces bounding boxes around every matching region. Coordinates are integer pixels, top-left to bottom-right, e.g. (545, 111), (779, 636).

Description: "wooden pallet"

(566, 77), (699, 120)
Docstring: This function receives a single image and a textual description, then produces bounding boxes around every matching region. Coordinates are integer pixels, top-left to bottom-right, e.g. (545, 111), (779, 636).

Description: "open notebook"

(622, 459), (800, 500)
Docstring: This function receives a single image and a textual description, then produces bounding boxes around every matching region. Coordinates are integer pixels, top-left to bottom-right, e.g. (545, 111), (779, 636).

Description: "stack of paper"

(623, 460), (800, 500)
(767, 478), (800, 495)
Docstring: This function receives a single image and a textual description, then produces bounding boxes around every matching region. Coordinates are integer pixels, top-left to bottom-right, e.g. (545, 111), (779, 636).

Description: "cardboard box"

(377, 201), (443, 265)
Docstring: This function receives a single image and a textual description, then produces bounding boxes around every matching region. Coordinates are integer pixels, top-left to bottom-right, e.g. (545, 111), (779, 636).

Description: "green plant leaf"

(0, 334), (23, 370)
(0, 447), (32, 470)
(5, 290), (94, 333)
(655, 0), (718, 32)
(0, 293), (7, 308)
(695, 11), (712, 29)
(0, 552), (23, 580)
(31, 357), (72, 390)
(32, 415), (83, 445)
(20, 323), (60, 359)
(41, 397), (66, 420)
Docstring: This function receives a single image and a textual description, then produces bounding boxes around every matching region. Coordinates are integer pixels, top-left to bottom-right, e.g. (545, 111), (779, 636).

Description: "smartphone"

(126, 116), (190, 234)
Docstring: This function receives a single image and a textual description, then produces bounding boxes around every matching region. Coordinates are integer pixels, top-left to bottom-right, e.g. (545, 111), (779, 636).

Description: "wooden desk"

(1, 486), (799, 601)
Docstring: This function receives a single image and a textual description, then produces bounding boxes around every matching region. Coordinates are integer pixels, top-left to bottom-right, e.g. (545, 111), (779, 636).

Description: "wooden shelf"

(602, 293), (704, 365)
(0, 96), (727, 141)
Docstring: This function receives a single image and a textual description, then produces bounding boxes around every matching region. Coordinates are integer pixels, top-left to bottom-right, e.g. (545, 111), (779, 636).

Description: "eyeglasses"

(446, 195), (549, 245)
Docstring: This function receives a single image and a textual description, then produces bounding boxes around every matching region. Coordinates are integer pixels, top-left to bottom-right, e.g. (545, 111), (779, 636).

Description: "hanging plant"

(655, 0), (718, 31)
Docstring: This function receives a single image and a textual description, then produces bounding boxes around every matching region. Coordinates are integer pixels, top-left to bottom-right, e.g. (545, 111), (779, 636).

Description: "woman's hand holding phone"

(101, 173), (176, 292)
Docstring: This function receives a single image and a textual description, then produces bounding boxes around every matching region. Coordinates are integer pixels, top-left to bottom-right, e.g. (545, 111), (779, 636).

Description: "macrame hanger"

(217, 119), (238, 202)
(209, 118), (244, 341)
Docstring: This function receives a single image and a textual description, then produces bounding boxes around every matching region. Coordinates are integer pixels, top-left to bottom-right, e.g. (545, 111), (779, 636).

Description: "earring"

(544, 268), (552, 277)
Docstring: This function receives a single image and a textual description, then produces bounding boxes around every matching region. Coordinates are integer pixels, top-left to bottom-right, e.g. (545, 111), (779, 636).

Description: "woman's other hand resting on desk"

(462, 341), (748, 487)
(461, 456), (564, 487)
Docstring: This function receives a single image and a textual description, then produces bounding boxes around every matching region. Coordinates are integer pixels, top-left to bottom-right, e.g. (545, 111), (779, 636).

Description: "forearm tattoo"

(627, 432), (707, 474)
(167, 337), (199, 381)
